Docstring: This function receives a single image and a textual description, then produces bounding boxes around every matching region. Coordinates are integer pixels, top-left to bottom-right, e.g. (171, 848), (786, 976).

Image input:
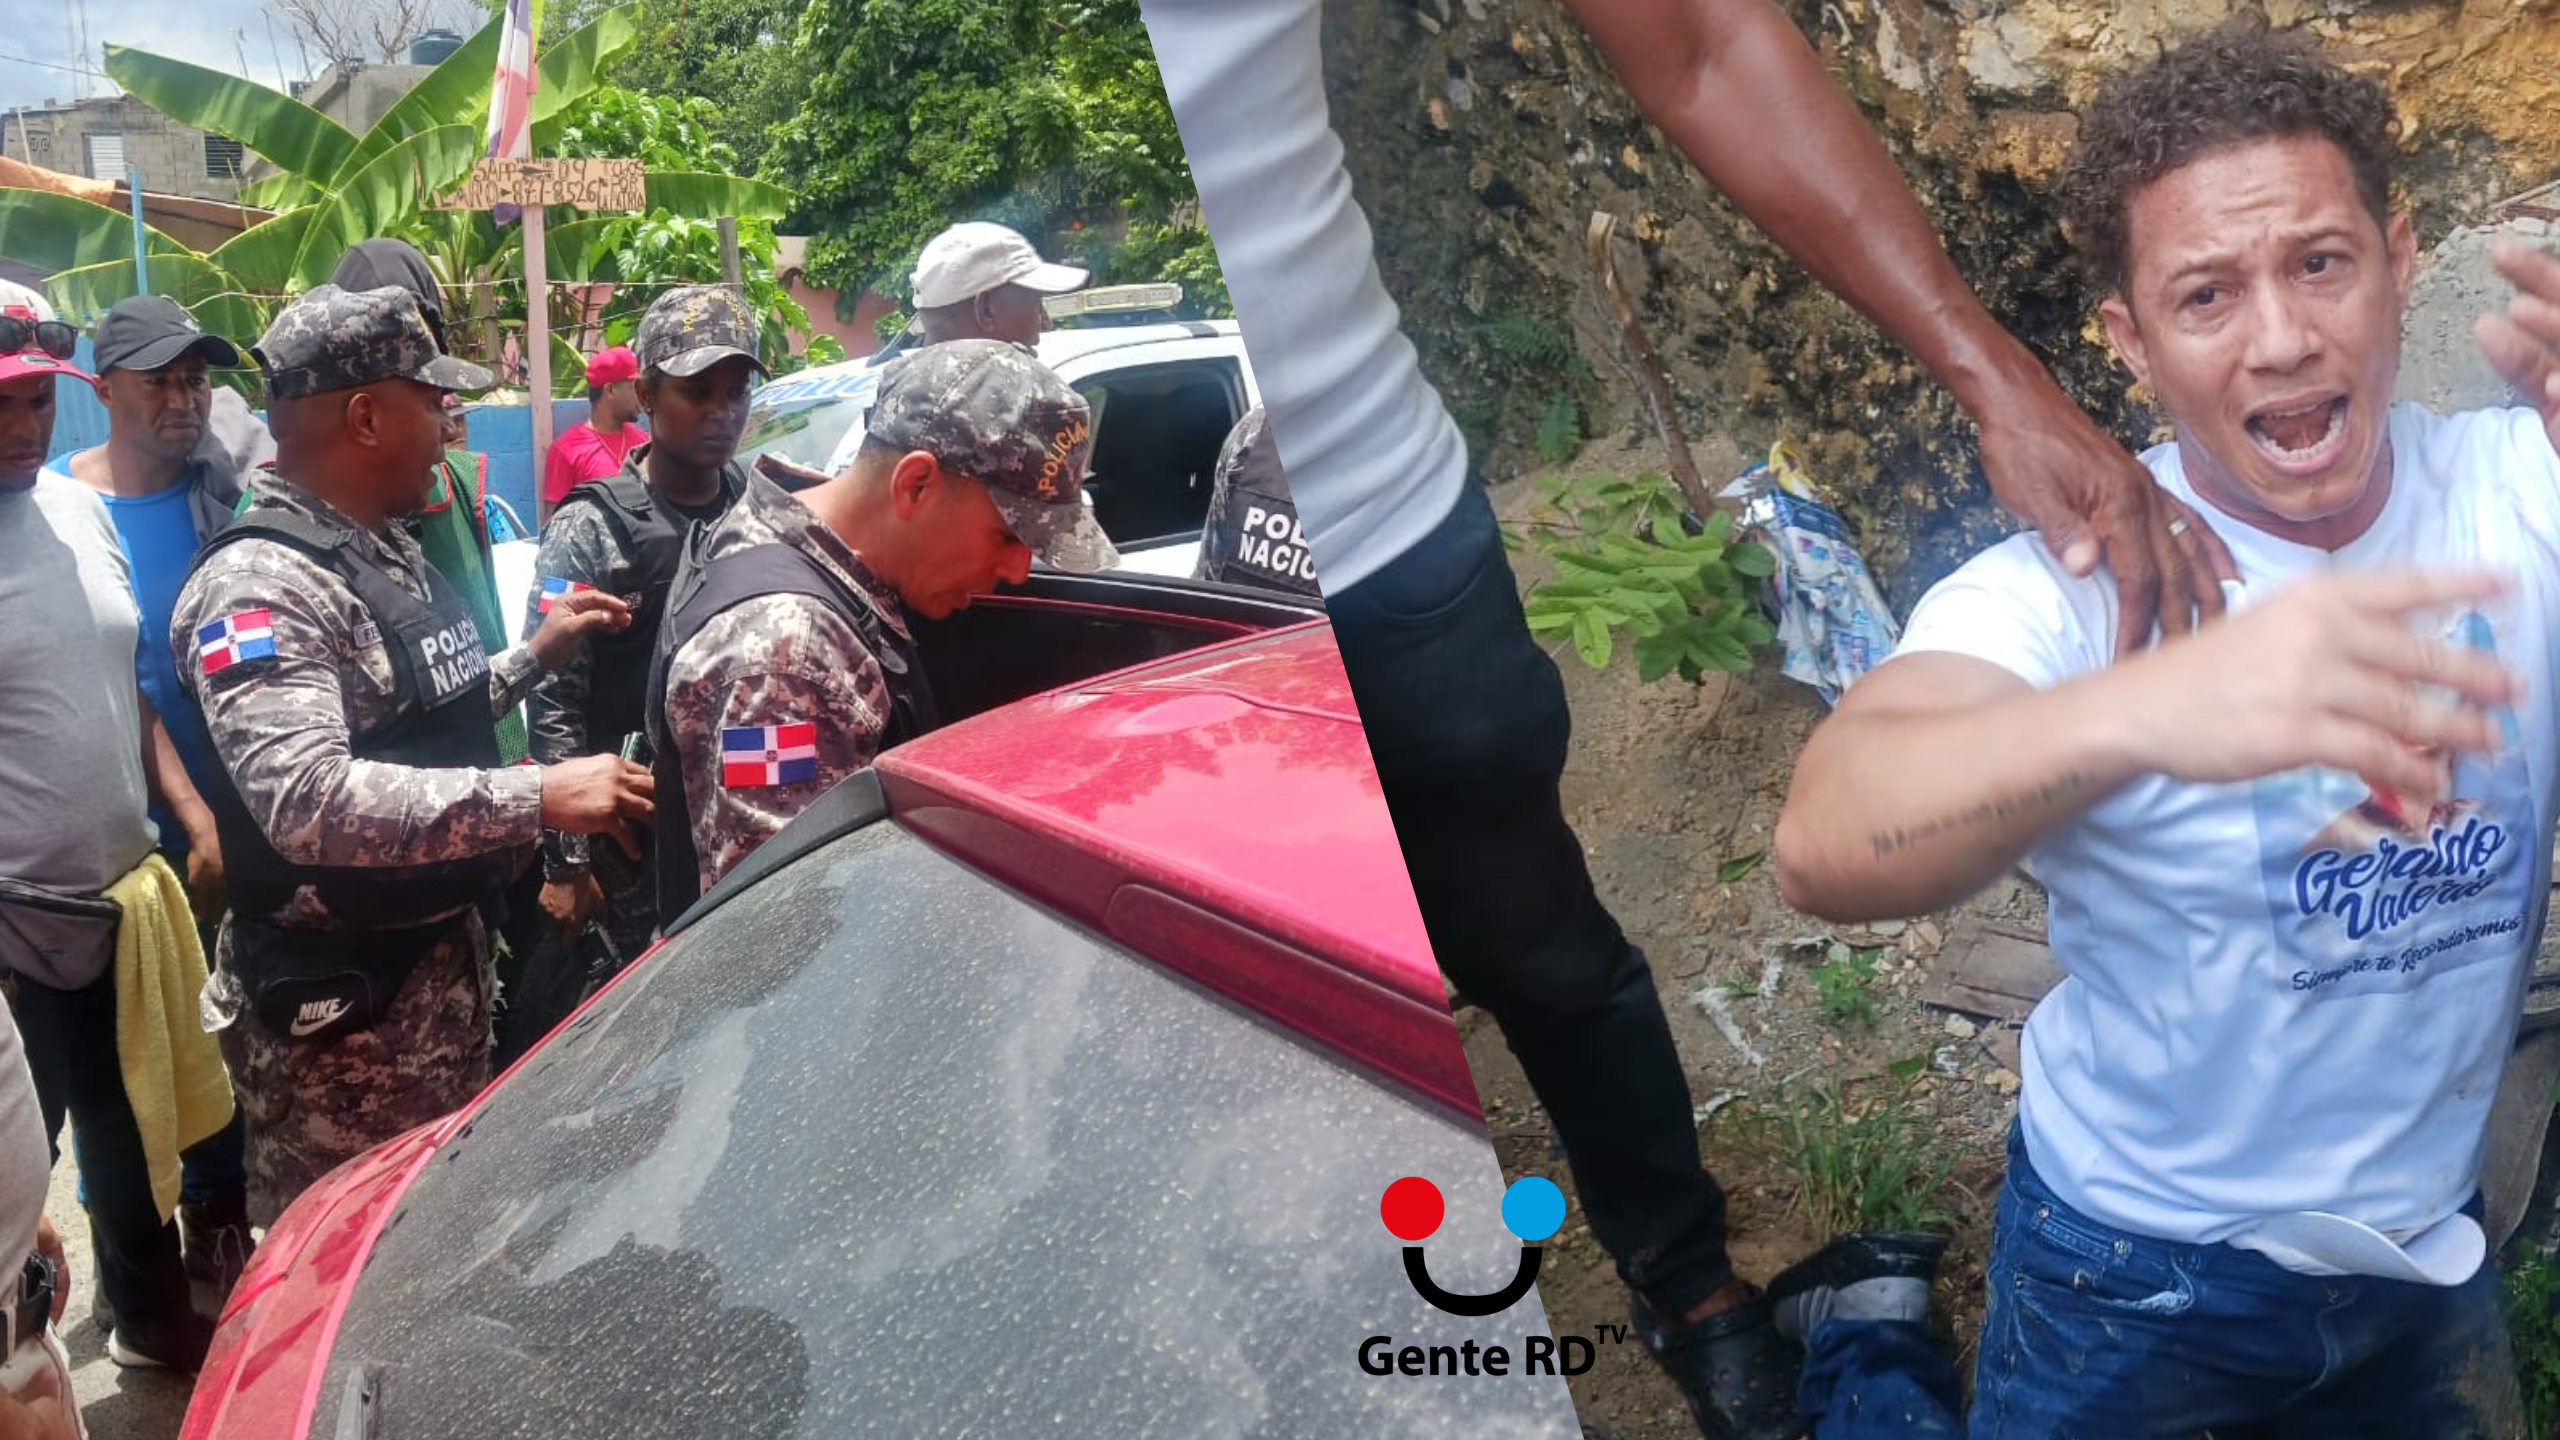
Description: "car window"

(738, 384), (874, 474)
(1077, 358), (1244, 547)
(312, 821), (1575, 1440)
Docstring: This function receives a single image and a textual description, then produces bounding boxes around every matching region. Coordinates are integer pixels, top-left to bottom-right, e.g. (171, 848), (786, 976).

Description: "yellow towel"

(108, 855), (234, 1221)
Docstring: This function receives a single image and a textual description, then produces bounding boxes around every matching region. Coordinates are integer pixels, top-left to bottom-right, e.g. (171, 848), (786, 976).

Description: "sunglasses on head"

(0, 316), (77, 362)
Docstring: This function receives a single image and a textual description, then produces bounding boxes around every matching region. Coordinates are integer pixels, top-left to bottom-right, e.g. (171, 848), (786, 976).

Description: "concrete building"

(1, 95), (246, 203)
(291, 61), (437, 137)
(0, 43), (445, 204)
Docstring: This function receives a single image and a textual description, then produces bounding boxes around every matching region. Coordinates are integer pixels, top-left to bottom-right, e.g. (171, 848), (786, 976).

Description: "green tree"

(547, 0), (808, 175)
(764, 0), (1225, 313)
(547, 86), (842, 370)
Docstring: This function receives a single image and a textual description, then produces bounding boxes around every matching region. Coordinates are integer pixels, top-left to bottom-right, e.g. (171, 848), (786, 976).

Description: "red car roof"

(876, 620), (1475, 1113)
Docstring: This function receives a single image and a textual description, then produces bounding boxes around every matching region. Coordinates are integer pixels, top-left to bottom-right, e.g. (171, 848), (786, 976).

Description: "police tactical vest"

(183, 510), (518, 931)
(1198, 475), (1323, 598)
(555, 466), (740, 748)
(644, 529), (940, 918)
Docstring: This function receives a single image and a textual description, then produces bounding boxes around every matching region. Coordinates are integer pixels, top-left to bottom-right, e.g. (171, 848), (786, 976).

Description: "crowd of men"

(0, 211), (1317, 1432)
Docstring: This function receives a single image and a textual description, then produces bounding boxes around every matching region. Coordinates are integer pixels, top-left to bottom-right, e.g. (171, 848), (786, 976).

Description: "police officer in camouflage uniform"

(648, 339), (1117, 910)
(1193, 405), (1322, 599)
(510, 287), (761, 1050)
(171, 286), (656, 1226)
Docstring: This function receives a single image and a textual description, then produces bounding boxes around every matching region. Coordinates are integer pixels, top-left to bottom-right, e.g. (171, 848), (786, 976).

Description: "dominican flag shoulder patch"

(197, 610), (278, 676)
(538, 577), (596, 614)
(721, 722), (819, 788)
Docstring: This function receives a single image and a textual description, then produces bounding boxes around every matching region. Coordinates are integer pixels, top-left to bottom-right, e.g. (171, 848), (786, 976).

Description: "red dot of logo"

(1380, 1175), (1444, 1241)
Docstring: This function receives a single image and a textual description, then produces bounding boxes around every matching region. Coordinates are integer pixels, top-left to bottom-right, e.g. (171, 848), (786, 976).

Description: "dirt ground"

(1469, 455), (2052, 1439)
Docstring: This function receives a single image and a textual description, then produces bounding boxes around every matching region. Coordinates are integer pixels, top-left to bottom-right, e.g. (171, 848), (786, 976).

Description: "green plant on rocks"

(1513, 468), (1777, 683)
(1810, 942), (1882, 1026)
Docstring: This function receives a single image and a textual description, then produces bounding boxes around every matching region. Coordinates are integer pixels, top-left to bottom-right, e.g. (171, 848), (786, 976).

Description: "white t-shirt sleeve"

(1139, 0), (1470, 592)
(2476, 406), (2560, 548)
(1891, 534), (2113, 692)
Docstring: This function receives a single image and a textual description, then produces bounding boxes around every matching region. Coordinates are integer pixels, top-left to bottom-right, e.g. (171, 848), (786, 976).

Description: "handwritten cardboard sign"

(434, 157), (646, 212)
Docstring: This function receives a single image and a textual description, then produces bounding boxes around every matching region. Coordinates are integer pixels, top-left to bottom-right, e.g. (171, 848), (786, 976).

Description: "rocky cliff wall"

(1320, 0), (2560, 601)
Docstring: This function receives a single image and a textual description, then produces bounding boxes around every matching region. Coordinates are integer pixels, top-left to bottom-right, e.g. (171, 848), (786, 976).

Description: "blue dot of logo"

(1501, 1176), (1566, 1242)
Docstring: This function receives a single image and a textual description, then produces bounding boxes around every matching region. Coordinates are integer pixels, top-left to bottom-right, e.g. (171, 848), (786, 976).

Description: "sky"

(0, 0), (314, 120)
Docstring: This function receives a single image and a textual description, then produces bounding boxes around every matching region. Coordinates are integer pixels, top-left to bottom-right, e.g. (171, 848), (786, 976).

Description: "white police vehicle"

(736, 285), (1260, 578)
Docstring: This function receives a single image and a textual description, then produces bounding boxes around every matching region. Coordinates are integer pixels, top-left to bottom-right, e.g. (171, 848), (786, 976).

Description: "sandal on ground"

(1628, 1286), (1808, 1440)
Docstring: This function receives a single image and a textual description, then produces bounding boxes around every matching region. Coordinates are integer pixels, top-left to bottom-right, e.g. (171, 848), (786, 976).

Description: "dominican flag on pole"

(721, 722), (820, 789)
(197, 610), (277, 676)
(484, 0), (536, 224)
(538, 576), (594, 614)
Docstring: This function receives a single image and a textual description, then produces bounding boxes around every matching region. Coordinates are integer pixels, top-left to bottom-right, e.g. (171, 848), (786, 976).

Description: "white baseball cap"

(911, 222), (1089, 309)
(0, 278), (55, 321)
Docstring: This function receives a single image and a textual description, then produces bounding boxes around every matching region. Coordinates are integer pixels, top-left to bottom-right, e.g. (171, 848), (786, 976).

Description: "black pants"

(73, 922), (246, 1212)
(1330, 482), (1733, 1314)
(10, 968), (194, 1333)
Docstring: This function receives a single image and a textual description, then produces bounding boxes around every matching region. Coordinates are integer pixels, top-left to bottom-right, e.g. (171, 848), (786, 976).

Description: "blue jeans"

(1803, 1130), (2522, 1439)
(1329, 482), (1733, 1312)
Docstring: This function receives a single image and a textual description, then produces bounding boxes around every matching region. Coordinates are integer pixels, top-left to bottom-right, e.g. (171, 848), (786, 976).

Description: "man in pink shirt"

(542, 345), (648, 512)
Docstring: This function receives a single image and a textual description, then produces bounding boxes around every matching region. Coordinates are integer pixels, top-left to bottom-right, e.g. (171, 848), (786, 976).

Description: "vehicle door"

(1055, 336), (1257, 579)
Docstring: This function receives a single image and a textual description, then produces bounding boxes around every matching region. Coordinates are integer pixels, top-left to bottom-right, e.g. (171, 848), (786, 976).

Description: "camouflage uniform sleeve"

(173, 546), (544, 867)
(662, 595), (890, 894)
(522, 505), (620, 875)
(489, 645), (541, 717)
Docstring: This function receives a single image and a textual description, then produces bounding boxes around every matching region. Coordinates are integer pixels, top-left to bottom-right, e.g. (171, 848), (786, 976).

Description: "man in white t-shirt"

(1141, 3), (2232, 1436)
(1777, 24), (2548, 1436)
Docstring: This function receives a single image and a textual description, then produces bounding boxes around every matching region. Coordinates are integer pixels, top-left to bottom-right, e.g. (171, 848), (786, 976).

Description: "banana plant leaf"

(347, 21), (504, 166)
(101, 46), (360, 185)
(44, 255), (270, 348)
(637, 172), (794, 223)
(209, 126), (483, 293)
(296, 125), (484, 286)
(531, 5), (642, 126)
(203, 204), (330, 295)
(546, 330), (589, 397)
(543, 216), (626, 282)
(235, 171), (320, 211)
(0, 189), (198, 278)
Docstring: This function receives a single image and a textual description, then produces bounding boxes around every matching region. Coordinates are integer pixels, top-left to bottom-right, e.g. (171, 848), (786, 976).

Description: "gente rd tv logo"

(1361, 1173), (1609, 1378)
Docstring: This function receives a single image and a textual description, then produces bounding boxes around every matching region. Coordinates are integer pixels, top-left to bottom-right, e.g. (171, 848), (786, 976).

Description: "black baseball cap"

(331, 239), (447, 344)
(92, 295), (243, 375)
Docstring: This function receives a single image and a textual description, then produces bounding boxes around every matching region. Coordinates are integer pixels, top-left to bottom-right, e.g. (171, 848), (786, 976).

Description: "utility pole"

(128, 165), (148, 295)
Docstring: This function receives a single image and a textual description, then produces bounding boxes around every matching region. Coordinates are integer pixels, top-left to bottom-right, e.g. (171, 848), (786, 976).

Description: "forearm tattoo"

(1868, 769), (2096, 860)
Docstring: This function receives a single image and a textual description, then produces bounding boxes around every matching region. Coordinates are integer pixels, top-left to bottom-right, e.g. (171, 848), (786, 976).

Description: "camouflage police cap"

(633, 284), (770, 380)
(253, 284), (492, 401)
(866, 338), (1117, 574)
(1214, 405), (1288, 497)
